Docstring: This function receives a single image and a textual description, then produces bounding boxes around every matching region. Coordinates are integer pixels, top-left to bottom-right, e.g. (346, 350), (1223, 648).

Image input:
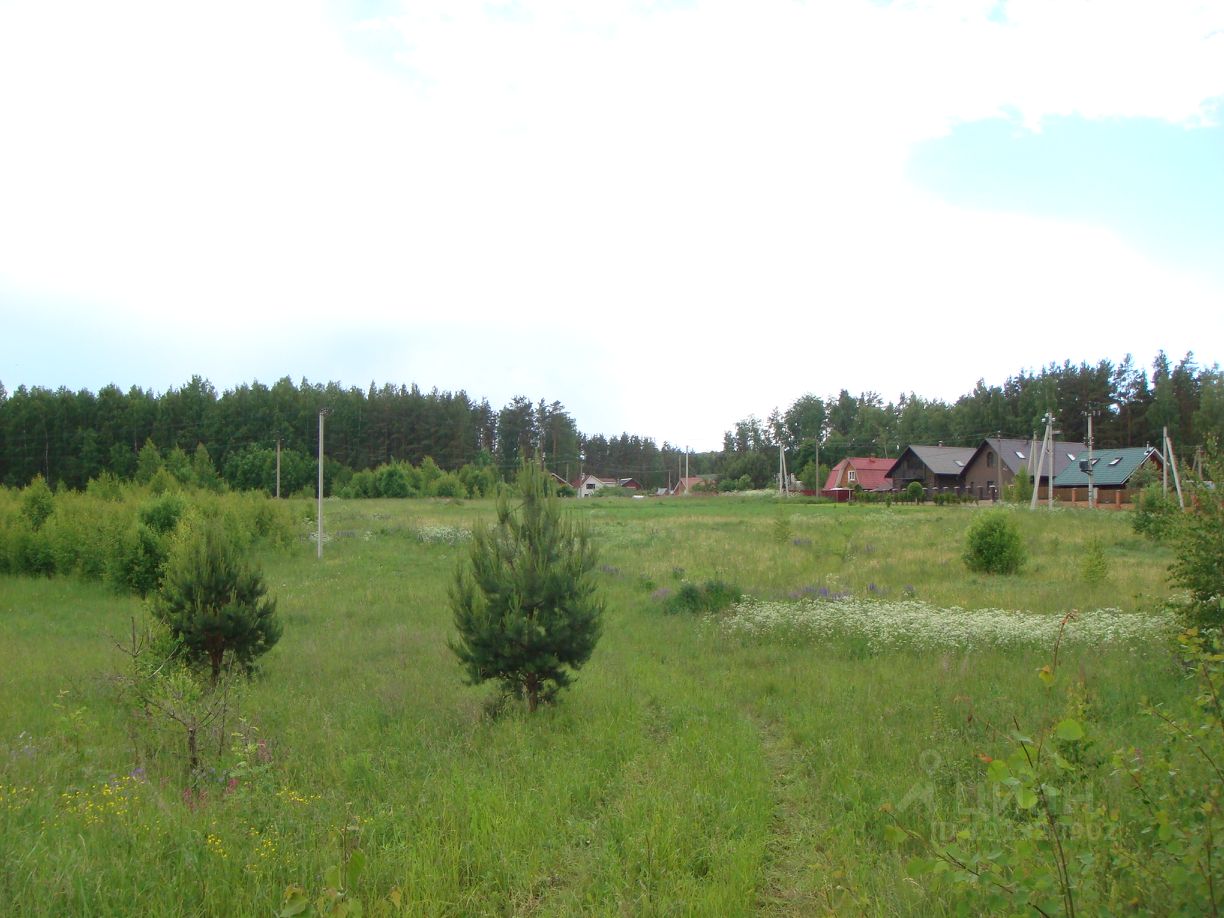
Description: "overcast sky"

(1, 0), (1221, 451)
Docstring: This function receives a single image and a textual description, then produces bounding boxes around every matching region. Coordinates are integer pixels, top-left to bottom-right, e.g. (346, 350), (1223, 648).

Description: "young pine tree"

(450, 462), (603, 712)
(154, 520), (281, 683)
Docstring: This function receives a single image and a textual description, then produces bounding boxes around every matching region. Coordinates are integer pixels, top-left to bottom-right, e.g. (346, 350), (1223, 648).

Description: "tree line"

(0, 376), (700, 493)
(1, 351), (1219, 493)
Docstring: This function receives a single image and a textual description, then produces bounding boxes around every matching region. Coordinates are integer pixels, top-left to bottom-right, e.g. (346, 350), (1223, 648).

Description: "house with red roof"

(821, 457), (894, 493)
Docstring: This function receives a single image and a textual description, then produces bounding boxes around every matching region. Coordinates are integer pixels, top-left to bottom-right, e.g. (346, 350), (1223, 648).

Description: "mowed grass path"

(0, 498), (1183, 915)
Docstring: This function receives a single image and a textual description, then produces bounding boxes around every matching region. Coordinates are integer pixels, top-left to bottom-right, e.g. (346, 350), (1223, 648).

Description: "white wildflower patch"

(414, 525), (472, 546)
(714, 598), (1176, 652)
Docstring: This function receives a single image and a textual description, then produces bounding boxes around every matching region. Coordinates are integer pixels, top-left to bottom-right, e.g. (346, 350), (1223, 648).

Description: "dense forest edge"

(1, 350), (1219, 493)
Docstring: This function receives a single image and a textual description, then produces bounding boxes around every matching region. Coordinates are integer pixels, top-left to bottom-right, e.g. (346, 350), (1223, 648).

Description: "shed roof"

(1052, 447), (1162, 488)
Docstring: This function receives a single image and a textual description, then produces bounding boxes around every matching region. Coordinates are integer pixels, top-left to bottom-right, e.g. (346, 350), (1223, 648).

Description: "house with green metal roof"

(1052, 446), (1163, 491)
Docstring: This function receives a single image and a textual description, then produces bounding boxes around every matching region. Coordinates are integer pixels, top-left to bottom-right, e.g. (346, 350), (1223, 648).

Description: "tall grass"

(0, 497), (1186, 915)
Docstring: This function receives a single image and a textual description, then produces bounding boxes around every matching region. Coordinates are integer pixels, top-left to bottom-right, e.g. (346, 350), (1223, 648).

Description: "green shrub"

(591, 486), (633, 498)
(339, 469), (377, 499)
(905, 481), (924, 504)
(108, 521), (168, 596)
(664, 580), (742, 615)
(1169, 455), (1224, 629)
(1132, 483), (1180, 541)
(376, 464), (413, 498)
(430, 472), (468, 499)
(771, 510), (793, 545)
(14, 526), (56, 576)
(1080, 537), (1109, 584)
(140, 492), (186, 535)
(963, 510), (1026, 574)
(20, 475), (55, 530)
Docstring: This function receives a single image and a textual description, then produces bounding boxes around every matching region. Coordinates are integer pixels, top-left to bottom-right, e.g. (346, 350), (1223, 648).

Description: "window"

(1090, 458), (1100, 466)
(1108, 457), (1122, 466)
(987, 452), (995, 467)
(1015, 450), (1026, 460)
(1067, 452), (1077, 461)
(847, 469), (856, 482)
(954, 460), (965, 468)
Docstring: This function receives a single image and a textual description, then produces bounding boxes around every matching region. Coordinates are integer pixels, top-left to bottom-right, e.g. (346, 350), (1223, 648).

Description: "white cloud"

(0, 0), (1221, 449)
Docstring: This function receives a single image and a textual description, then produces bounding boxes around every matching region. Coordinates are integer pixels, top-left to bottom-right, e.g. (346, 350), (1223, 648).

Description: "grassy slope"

(0, 498), (1183, 915)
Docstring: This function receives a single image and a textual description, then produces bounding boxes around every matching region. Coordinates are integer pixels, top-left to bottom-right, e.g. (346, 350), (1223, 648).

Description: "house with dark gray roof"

(961, 437), (1087, 500)
(886, 445), (976, 492)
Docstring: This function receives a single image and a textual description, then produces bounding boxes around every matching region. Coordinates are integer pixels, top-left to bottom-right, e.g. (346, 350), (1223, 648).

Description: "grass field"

(0, 496), (1191, 915)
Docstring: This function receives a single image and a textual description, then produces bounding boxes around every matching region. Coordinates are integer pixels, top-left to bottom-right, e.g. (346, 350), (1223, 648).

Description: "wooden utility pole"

(1033, 416), (1052, 511)
(1162, 426), (1169, 498)
(276, 439), (282, 499)
(1047, 416), (1055, 510)
(1164, 429), (1185, 510)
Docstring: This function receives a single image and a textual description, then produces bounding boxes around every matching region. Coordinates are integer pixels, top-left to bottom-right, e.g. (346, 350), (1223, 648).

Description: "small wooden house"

(886, 445), (976, 493)
(961, 437), (1086, 500)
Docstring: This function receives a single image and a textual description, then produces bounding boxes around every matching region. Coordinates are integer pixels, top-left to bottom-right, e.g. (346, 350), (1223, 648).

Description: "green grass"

(0, 497), (1189, 915)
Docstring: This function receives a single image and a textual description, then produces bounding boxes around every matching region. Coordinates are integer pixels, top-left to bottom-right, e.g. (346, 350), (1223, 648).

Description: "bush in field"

(905, 481), (924, 503)
(148, 468), (178, 496)
(592, 485), (633, 498)
(963, 510), (1025, 574)
(1169, 450), (1224, 629)
(664, 580), (742, 615)
(430, 471), (468, 499)
(21, 475), (55, 530)
(86, 471), (125, 501)
(1080, 537), (1109, 584)
(339, 469), (377, 499)
(154, 520), (281, 683)
(1132, 483), (1180, 541)
(771, 509), (793, 545)
(375, 463), (413, 498)
(221, 444), (314, 496)
(108, 521), (169, 596)
(14, 527), (56, 576)
(449, 462), (603, 712)
(1005, 464), (1033, 503)
(457, 462), (499, 498)
(140, 492), (186, 535)
(798, 460), (824, 492)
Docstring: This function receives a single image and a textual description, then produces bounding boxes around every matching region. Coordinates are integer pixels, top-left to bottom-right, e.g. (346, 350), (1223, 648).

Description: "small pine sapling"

(450, 462), (603, 712)
(153, 519), (281, 683)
